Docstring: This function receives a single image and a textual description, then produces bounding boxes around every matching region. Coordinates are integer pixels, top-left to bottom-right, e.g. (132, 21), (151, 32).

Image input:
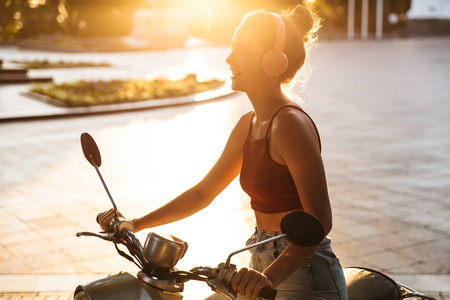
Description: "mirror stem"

(91, 156), (119, 221)
(224, 234), (286, 268)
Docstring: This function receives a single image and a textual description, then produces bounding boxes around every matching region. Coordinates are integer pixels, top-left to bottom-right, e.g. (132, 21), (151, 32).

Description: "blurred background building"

(407, 0), (450, 36)
(0, 0), (449, 50)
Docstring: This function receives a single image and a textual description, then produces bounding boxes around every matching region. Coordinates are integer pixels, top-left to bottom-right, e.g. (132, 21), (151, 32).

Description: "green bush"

(30, 74), (225, 107)
(12, 59), (111, 69)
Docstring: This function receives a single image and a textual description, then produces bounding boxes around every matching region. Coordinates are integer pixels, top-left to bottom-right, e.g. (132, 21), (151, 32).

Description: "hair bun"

(283, 3), (320, 43)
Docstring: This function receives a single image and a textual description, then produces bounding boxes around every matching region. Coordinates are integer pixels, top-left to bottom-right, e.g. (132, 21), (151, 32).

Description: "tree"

(0, 0), (142, 42)
(0, 0), (60, 42)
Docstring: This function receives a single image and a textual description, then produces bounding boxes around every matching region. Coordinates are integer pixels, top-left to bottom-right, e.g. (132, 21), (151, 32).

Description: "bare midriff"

(255, 209), (303, 233)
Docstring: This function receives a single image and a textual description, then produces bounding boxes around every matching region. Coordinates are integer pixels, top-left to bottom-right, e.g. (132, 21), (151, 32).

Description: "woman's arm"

(98, 112), (253, 233)
(264, 108), (332, 284)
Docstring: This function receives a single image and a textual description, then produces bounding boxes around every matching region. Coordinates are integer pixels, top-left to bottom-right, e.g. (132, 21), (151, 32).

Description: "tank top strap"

(246, 112), (256, 136)
(265, 105), (322, 152)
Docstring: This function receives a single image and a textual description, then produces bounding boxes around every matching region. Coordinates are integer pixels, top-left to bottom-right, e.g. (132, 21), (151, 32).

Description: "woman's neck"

(246, 86), (292, 121)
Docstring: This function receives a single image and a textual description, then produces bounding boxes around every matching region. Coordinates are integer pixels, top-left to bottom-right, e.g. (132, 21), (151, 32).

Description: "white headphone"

(260, 12), (289, 77)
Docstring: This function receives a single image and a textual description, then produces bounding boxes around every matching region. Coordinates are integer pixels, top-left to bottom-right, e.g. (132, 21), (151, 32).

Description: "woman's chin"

(231, 85), (240, 92)
(230, 80), (245, 93)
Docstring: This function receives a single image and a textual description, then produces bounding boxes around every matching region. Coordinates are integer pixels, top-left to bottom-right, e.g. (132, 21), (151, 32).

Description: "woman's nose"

(226, 50), (234, 66)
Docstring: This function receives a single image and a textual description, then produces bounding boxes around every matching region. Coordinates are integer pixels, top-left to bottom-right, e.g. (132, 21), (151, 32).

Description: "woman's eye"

(230, 42), (250, 54)
(236, 48), (249, 54)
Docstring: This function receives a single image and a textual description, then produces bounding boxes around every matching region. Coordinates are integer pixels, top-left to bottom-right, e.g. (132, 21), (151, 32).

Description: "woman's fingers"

(231, 268), (273, 298)
(97, 208), (115, 231)
(97, 208), (112, 223)
(251, 275), (273, 299)
(245, 270), (263, 298)
(97, 209), (127, 232)
(231, 267), (249, 296)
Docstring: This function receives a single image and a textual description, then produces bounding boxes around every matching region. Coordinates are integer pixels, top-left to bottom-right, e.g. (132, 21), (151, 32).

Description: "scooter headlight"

(143, 232), (188, 269)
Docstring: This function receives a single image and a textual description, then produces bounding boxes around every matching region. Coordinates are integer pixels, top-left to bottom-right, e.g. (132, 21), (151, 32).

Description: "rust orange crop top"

(239, 105), (321, 214)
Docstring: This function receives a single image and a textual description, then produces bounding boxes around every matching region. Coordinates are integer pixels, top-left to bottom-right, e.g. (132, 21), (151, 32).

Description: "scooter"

(74, 133), (440, 300)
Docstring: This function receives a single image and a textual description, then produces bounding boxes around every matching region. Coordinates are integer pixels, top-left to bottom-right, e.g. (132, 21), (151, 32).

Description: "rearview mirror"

(280, 211), (324, 247)
(81, 132), (102, 167)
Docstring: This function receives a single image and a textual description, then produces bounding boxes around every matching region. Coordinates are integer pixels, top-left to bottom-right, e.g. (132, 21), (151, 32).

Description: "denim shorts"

(238, 226), (348, 300)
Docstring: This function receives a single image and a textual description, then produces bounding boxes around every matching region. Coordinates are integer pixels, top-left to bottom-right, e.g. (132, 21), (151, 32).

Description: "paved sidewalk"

(1, 38), (449, 299)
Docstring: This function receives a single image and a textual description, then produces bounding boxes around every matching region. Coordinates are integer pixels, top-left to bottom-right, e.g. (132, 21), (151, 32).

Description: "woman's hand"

(97, 208), (125, 232)
(231, 267), (274, 299)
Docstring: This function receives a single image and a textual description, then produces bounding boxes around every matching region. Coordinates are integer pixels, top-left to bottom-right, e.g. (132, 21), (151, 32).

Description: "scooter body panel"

(74, 272), (183, 300)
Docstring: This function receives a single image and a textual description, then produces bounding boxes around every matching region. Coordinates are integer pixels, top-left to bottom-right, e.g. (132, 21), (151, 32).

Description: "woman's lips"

(230, 68), (243, 78)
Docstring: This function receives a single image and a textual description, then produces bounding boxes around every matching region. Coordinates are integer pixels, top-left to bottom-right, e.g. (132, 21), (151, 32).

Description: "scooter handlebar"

(211, 263), (277, 300)
(258, 286), (277, 300)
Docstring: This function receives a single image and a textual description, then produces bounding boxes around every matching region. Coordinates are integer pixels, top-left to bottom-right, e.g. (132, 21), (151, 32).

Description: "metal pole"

(376, 0), (384, 39)
(361, 0), (369, 39)
(347, 0), (355, 39)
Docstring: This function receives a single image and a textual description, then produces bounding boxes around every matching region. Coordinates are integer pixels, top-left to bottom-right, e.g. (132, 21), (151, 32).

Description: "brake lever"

(78, 218), (134, 240)
(76, 231), (115, 241)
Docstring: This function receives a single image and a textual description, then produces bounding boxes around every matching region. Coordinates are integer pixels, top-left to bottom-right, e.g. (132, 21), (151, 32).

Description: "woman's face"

(226, 19), (268, 93)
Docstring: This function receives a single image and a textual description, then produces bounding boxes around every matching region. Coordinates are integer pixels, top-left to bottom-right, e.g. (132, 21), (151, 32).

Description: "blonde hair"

(280, 3), (321, 84)
(280, 3), (321, 102)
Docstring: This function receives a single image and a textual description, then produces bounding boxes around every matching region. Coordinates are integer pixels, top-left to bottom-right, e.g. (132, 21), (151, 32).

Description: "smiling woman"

(97, 2), (347, 300)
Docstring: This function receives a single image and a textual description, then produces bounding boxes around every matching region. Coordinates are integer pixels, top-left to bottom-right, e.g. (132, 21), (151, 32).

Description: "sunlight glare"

(168, 53), (208, 81)
(15, 91), (253, 298)
(93, 102), (254, 298)
(145, 51), (228, 83)
(94, 101), (254, 262)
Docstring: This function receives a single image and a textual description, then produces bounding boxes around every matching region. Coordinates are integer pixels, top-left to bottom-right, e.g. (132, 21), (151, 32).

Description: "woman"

(98, 3), (347, 300)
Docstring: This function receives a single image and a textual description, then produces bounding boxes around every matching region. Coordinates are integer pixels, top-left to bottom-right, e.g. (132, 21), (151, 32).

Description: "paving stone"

(366, 217), (416, 233)
(369, 231), (421, 249)
(4, 240), (61, 259)
(361, 249), (418, 272)
(400, 225), (448, 242)
(0, 38), (448, 297)
(0, 256), (31, 273)
(331, 237), (386, 258)
(0, 246), (14, 261)
(0, 229), (44, 246)
(388, 260), (444, 274)
(0, 292), (72, 300)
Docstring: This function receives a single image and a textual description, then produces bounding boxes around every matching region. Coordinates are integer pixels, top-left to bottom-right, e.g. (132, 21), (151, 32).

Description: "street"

(1, 37), (449, 298)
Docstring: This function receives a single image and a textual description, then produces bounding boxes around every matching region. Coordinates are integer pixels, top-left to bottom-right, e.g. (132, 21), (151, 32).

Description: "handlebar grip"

(258, 286), (277, 300)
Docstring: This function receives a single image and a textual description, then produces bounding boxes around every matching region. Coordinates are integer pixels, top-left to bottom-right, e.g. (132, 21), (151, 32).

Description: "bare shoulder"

(238, 110), (254, 126)
(232, 110), (253, 136)
(272, 106), (315, 134)
(228, 110), (253, 147)
(271, 106), (320, 152)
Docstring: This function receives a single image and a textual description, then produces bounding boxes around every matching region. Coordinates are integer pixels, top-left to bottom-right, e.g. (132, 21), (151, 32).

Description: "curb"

(0, 86), (236, 122)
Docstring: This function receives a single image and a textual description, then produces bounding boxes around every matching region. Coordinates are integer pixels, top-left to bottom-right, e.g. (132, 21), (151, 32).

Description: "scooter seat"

(344, 267), (401, 300)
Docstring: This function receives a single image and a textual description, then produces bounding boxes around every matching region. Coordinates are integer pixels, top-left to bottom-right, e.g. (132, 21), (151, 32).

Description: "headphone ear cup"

(261, 50), (288, 77)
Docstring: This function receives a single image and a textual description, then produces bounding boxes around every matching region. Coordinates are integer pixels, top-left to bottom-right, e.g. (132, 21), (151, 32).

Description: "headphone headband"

(269, 12), (286, 53)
